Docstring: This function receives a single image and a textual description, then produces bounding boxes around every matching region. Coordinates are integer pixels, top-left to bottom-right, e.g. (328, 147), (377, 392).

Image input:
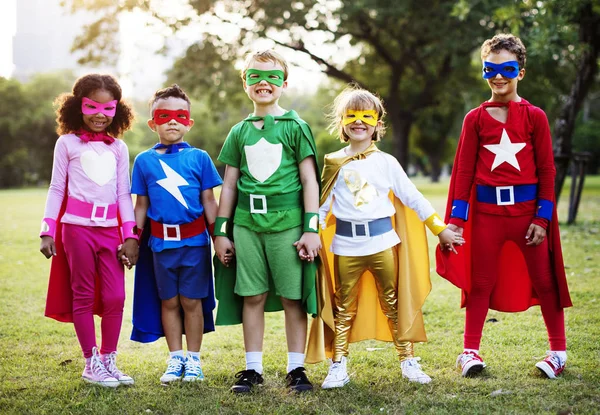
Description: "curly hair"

(54, 73), (134, 138)
(481, 34), (527, 69)
(327, 84), (387, 143)
(150, 84), (191, 116)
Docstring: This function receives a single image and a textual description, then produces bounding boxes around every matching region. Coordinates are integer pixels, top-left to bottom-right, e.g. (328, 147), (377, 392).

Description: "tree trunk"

(429, 151), (442, 183)
(386, 102), (412, 169)
(554, 3), (600, 201)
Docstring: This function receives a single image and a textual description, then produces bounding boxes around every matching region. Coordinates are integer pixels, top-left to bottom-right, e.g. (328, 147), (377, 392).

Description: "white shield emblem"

(244, 138), (283, 183)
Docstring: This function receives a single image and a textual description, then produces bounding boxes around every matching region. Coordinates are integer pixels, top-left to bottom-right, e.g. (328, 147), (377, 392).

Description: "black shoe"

(231, 369), (264, 393)
(286, 367), (313, 392)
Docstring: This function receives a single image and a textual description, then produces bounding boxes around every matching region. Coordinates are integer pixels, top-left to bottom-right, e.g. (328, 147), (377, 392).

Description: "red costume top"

(436, 99), (572, 312)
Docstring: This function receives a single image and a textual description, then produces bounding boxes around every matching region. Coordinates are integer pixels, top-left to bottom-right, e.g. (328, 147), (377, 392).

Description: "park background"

(0, 0), (599, 413)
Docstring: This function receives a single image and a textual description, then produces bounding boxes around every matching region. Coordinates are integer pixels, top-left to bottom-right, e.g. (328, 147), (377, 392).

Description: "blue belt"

(336, 217), (393, 238)
(476, 184), (537, 205)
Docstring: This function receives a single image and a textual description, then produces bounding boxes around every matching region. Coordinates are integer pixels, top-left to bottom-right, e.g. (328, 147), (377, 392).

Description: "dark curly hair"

(150, 84), (191, 116)
(54, 74), (135, 138)
(481, 34), (527, 69)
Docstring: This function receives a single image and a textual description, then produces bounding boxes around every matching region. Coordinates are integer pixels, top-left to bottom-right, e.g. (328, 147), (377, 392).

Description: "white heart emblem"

(80, 150), (116, 186)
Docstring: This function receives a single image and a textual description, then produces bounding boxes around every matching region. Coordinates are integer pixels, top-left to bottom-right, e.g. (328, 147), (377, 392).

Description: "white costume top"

(319, 149), (436, 256)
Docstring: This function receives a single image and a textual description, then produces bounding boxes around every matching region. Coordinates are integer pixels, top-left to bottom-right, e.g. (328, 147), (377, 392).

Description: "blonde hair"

(328, 85), (386, 142)
(241, 50), (289, 82)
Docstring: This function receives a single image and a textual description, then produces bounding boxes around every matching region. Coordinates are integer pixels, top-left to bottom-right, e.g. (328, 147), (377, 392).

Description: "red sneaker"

(456, 351), (486, 377)
(535, 352), (566, 379)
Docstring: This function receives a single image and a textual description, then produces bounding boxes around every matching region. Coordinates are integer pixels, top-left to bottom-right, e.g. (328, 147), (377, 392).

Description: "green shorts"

(233, 225), (303, 299)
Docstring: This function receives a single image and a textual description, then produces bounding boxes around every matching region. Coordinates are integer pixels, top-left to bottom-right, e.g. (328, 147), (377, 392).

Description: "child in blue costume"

(214, 50), (320, 393)
(130, 84), (222, 383)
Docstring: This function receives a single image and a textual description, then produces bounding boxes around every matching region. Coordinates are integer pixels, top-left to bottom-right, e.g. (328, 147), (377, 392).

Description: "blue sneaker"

(183, 356), (204, 382)
(160, 356), (185, 383)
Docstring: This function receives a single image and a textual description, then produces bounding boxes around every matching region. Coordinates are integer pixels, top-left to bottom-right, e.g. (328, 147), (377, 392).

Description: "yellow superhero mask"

(342, 109), (379, 127)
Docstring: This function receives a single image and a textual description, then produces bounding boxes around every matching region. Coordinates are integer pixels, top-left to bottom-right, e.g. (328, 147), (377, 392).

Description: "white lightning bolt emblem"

(157, 160), (189, 208)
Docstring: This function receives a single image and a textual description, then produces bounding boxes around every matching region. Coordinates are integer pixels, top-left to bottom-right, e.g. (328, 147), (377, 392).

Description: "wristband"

(536, 199), (553, 221)
(214, 217), (230, 237)
(450, 199), (469, 221)
(40, 218), (57, 239)
(424, 213), (447, 236)
(303, 212), (319, 233)
(122, 221), (139, 241)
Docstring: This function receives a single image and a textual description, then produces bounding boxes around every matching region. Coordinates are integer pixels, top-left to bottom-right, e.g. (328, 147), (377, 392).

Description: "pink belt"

(66, 197), (118, 221)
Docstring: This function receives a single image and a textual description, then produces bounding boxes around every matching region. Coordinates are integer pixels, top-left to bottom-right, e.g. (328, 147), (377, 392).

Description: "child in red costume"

(436, 34), (572, 379)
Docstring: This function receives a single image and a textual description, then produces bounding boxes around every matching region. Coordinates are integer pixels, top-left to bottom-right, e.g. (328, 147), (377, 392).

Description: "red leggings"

(464, 214), (566, 351)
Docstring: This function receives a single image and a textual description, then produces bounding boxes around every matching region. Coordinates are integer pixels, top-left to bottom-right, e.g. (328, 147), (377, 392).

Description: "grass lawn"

(1, 177), (599, 414)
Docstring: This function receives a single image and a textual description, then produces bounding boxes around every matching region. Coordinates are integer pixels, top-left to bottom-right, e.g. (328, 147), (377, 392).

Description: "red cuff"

(208, 222), (215, 243)
(449, 217), (466, 227)
(531, 217), (549, 230)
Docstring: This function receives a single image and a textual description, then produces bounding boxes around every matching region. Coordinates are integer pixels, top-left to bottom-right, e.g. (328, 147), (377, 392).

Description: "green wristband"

(214, 217), (230, 237)
(303, 212), (319, 233)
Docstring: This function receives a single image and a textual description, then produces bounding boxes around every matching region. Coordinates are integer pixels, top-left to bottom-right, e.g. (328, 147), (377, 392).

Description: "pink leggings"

(62, 224), (125, 358)
(465, 214), (566, 351)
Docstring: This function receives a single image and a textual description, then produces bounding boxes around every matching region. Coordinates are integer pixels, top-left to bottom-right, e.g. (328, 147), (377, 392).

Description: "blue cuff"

(536, 199), (553, 221)
(450, 200), (469, 221)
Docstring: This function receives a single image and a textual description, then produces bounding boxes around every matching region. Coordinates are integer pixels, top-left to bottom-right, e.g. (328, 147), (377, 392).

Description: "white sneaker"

(401, 358), (432, 384)
(102, 352), (134, 385)
(535, 351), (566, 379)
(321, 356), (350, 389)
(160, 356), (185, 383)
(456, 351), (486, 377)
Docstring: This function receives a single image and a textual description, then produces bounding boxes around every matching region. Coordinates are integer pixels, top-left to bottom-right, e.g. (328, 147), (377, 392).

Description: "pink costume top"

(41, 133), (135, 236)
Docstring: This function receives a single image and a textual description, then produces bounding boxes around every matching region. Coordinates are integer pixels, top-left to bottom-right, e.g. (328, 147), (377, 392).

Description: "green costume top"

(218, 110), (315, 233)
(214, 110), (319, 325)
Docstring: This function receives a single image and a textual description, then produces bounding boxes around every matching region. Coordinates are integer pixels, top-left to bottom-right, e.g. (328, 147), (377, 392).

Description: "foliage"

(2, 180), (600, 413)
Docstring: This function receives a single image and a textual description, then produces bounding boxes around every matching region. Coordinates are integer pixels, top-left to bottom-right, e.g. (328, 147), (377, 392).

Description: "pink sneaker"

(456, 351), (486, 377)
(102, 351), (134, 385)
(82, 347), (119, 388)
(535, 352), (566, 379)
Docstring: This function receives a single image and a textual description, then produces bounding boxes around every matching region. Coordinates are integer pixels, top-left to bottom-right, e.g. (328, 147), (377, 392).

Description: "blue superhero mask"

(482, 61), (520, 79)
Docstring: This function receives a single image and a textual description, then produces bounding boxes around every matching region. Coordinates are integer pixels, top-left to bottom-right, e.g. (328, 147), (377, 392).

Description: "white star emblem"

(484, 129), (526, 171)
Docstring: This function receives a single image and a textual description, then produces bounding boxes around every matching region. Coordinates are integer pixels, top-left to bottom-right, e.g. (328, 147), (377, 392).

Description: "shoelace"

(457, 352), (478, 367)
(544, 353), (562, 370)
(185, 358), (201, 375)
(103, 353), (125, 377)
(91, 355), (114, 380)
(165, 357), (184, 374)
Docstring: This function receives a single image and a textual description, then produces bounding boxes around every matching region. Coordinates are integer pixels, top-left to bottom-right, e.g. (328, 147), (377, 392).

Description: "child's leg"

(162, 296), (183, 352)
(466, 213), (506, 350)
(95, 227), (125, 355)
(333, 255), (367, 362)
(62, 224), (100, 358)
(281, 297), (307, 355)
(242, 293), (268, 353)
(180, 296), (204, 352)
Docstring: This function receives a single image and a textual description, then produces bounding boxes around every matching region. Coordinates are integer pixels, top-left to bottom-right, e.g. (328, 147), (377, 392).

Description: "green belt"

(237, 190), (302, 213)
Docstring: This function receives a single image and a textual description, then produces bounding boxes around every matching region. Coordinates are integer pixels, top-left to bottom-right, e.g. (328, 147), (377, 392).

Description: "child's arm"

(214, 165), (239, 266)
(118, 194), (148, 269)
(116, 142), (139, 266)
(293, 156), (321, 261)
(201, 188), (218, 231)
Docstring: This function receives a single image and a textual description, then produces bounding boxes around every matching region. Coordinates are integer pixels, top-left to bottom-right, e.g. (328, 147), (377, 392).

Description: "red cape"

(435, 139), (572, 313)
(44, 195), (111, 322)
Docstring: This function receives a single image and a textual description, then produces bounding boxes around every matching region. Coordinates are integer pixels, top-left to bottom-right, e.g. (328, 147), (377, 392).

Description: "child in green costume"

(214, 50), (320, 393)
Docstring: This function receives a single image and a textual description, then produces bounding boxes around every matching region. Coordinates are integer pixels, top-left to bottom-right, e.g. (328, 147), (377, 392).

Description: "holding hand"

(117, 239), (139, 269)
(40, 236), (56, 258)
(215, 236), (235, 267)
(438, 227), (465, 254)
(525, 223), (546, 246)
(293, 232), (321, 262)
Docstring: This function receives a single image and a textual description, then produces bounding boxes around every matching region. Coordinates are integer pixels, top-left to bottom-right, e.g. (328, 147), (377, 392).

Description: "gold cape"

(305, 144), (431, 363)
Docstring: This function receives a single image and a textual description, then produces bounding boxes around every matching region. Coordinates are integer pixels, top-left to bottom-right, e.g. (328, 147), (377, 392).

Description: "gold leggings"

(333, 247), (413, 362)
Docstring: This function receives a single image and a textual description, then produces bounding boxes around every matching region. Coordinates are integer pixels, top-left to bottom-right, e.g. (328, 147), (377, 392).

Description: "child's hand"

(40, 236), (56, 258)
(293, 232), (321, 262)
(123, 239), (139, 267)
(215, 236), (235, 267)
(438, 228), (465, 254)
(525, 223), (546, 246)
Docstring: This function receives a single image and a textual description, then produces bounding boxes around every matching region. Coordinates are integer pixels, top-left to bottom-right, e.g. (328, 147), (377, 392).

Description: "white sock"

(552, 351), (567, 363)
(187, 351), (200, 361)
(287, 352), (305, 373)
(169, 350), (185, 359)
(464, 349), (479, 355)
(246, 351), (263, 374)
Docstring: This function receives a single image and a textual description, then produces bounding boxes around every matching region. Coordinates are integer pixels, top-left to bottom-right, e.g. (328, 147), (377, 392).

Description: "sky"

(0, 0), (16, 78)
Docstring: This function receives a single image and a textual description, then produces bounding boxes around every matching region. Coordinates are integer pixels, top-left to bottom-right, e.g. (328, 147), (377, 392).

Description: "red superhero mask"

(153, 109), (191, 126)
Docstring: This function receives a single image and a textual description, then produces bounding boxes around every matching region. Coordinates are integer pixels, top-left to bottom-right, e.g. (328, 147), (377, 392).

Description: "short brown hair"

(328, 85), (386, 142)
(481, 34), (527, 69)
(241, 50), (289, 82)
(150, 84), (191, 115)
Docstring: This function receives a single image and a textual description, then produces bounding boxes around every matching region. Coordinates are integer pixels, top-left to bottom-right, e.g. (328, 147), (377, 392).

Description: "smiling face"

(342, 108), (379, 145)
(243, 59), (288, 107)
(82, 89), (115, 133)
(483, 49), (525, 102)
(148, 97), (193, 145)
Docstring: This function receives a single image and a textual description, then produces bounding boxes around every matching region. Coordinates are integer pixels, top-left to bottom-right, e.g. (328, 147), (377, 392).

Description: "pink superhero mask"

(153, 109), (191, 126)
(81, 97), (118, 117)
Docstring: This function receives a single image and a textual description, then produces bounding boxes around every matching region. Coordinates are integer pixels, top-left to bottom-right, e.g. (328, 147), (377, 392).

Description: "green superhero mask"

(245, 69), (285, 87)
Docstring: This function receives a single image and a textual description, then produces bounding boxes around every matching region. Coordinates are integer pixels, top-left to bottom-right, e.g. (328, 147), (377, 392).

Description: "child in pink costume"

(39, 74), (139, 388)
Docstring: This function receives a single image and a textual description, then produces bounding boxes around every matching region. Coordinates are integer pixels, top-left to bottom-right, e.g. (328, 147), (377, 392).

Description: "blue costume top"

(131, 145), (223, 252)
